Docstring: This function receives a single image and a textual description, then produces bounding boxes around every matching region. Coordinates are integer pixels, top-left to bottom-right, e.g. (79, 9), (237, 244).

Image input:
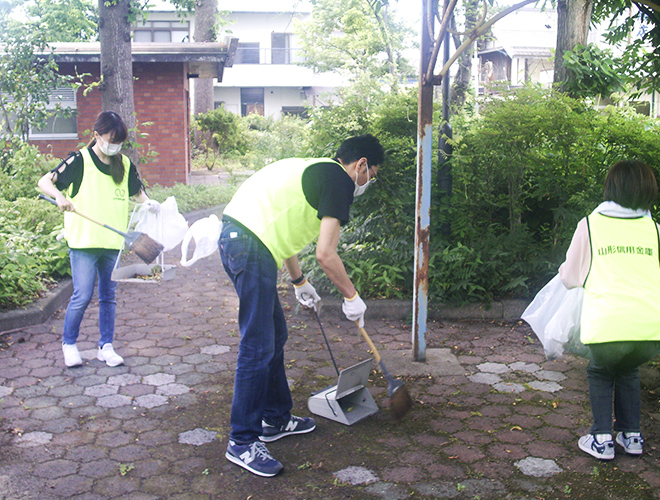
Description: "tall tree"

(295, 0), (415, 83)
(553, 0), (595, 92)
(98, 0), (138, 163)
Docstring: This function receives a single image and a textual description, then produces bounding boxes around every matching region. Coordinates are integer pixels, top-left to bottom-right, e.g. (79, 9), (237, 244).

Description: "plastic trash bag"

(180, 214), (223, 267)
(134, 196), (189, 252)
(522, 274), (588, 360)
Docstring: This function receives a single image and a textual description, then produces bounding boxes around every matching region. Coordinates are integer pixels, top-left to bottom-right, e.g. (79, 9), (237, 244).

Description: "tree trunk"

(450, 0), (478, 111)
(193, 0), (217, 147)
(98, 0), (138, 165)
(553, 0), (594, 93)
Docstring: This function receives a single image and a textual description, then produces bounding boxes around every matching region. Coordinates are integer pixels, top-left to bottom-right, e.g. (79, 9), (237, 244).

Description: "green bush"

(194, 107), (249, 158)
(0, 140), (58, 201)
(0, 197), (69, 308)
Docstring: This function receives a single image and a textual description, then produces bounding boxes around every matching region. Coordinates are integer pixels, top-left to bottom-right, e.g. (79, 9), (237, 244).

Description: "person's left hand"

(143, 199), (161, 214)
(294, 279), (321, 308)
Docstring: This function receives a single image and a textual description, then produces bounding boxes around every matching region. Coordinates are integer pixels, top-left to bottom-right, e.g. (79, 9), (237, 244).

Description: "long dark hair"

(603, 160), (658, 211)
(88, 111), (128, 184)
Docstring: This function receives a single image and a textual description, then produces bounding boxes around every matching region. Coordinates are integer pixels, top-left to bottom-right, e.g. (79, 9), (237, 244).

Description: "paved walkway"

(1, 211), (659, 499)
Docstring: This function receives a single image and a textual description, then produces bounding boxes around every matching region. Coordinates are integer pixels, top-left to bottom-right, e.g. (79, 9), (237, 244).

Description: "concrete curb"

(0, 278), (73, 334)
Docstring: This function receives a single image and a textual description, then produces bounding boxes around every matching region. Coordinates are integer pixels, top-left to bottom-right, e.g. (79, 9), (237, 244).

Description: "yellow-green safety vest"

(63, 148), (130, 250)
(581, 213), (660, 344)
(223, 158), (341, 267)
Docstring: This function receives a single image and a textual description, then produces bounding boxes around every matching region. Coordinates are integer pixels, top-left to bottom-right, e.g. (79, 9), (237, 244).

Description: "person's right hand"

(55, 192), (74, 212)
(342, 292), (366, 328)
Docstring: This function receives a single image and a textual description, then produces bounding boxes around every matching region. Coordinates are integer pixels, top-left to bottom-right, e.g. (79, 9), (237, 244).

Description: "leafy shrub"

(0, 198), (69, 308)
(0, 140), (58, 201)
(194, 107), (249, 158)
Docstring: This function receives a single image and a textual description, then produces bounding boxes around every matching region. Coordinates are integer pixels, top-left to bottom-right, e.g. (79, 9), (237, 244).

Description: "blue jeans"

(587, 341), (660, 435)
(62, 248), (119, 348)
(219, 220), (292, 444)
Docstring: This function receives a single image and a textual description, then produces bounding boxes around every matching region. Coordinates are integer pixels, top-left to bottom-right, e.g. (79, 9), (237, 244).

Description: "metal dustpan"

(111, 204), (176, 283)
(307, 358), (379, 425)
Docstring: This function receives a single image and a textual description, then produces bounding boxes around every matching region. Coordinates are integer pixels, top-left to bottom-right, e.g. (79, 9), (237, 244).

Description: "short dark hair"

(603, 159), (658, 210)
(335, 134), (384, 166)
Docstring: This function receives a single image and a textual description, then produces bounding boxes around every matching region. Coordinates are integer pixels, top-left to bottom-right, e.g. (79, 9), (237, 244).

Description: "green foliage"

(239, 114), (310, 169)
(592, 1), (660, 97)
(0, 197), (69, 309)
(301, 84), (660, 304)
(0, 141), (58, 202)
(194, 107), (249, 158)
(561, 44), (624, 99)
(0, 20), (74, 141)
(23, 0), (98, 42)
(295, 0), (415, 82)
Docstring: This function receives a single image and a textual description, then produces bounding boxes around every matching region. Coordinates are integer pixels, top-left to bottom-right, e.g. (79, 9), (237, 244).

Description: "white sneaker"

(97, 343), (124, 367)
(616, 432), (644, 455)
(62, 344), (83, 367)
(578, 433), (615, 460)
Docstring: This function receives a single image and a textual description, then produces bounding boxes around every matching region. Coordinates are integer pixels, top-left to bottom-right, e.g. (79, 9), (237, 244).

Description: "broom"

(39, 194), (164, 264)
(356, 321), (413, 420)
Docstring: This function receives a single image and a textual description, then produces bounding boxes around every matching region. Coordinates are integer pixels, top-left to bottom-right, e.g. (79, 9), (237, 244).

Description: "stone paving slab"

(1, 239), (660, 499)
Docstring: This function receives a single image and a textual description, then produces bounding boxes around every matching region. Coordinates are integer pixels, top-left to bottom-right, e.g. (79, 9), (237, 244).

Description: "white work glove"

(343, 292), (367, 328)
(143, 199), (161, 213)
(294, 279), (321, 308)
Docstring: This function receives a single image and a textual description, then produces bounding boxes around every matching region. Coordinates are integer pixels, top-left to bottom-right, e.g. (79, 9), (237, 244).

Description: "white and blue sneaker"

(616, 432), (643, 455)
(578, 433), (615, 460)
(225, 440), (283, 477)
(259, 416), (316, 443)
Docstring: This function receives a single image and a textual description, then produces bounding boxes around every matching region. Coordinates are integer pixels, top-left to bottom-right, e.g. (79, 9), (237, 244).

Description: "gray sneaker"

(616, 432), (643, 455)
(259, 416), (316, 443)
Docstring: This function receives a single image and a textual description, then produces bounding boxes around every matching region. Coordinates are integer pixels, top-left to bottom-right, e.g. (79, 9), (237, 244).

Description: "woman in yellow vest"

(560, 160), (660, 460)
(38, 111), (159, 368)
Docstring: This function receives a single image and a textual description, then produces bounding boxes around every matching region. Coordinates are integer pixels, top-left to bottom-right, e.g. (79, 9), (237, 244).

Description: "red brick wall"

(30, 62), (191, 187)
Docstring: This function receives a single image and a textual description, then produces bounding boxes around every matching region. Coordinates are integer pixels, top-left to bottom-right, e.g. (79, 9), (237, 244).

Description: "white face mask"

(97, 135), (123, 156)
(353, 164), (376, 197)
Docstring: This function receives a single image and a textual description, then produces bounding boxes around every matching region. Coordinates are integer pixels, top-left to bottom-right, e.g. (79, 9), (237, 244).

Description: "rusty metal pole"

(413, 0), (435, 362)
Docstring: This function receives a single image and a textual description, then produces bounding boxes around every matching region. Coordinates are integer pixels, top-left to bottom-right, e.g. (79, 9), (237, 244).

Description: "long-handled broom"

(39, 194), (164, 264)
(355, 321), (413, 420)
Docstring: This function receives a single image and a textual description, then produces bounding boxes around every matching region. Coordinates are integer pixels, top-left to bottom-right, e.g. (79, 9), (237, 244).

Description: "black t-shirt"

(301, 160), (354, 226)
(52, 148), (144, 198)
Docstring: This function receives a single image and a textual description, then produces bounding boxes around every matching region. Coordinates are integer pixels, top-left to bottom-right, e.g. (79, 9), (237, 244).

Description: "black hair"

(603, 159), (658, 211)
(335, 134), (384, 167)
(88, 111), (128, 184)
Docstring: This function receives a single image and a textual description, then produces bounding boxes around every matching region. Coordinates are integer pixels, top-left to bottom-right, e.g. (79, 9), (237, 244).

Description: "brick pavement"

(1, 233), (660, 499)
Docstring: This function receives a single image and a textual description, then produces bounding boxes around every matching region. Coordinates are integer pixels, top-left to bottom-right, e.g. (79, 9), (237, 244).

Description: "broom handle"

(38, 194), (128, 237)
(355, 321), (382, 363)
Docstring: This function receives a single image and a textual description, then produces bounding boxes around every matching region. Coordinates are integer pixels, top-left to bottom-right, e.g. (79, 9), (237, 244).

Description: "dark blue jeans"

(587, 341), (660, 435)
(63, 248), (119, 347)
(219, 220), (292, 444)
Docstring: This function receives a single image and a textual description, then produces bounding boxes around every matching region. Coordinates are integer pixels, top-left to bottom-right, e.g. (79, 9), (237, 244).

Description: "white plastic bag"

(134, 196), (189, 252)
(180, 214), (223, 267)
(522, 274), (588, 360)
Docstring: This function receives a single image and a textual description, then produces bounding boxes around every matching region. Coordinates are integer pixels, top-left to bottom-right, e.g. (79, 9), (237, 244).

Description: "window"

(235, 43), (260, 64)
(133, 20), (190, 43)
(282, 106), (307, 118)
(30, 87), (77, 139)
(271, 33), (291, 64)
(241, 88), (264, 116)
